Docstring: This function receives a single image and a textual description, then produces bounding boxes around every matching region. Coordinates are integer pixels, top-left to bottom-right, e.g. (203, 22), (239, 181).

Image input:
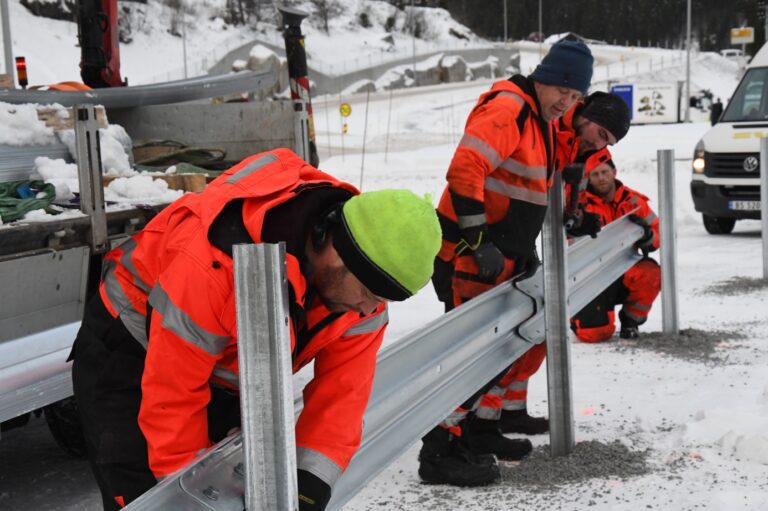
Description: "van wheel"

(702, 214), (736, 234)
(43, 397), (87, 458)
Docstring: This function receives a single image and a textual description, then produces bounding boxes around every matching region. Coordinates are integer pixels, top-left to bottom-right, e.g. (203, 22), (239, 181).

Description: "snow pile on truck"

(0, 101), (187, 225)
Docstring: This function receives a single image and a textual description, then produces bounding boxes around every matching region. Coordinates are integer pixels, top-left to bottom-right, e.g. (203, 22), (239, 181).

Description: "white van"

(691, 44), (765, 233)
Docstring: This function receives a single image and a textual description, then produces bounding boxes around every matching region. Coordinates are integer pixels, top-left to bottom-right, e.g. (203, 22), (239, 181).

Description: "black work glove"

(566, 207), (602, 239)
(561, 163), (585, 186)
(514, 249), (541, 281)
(472, 242), (505, 280)
(431, 257), (455, 305)
(628, 214), (655, 254)
(298, 469), (331, 511)
(456, 224), (505, 280)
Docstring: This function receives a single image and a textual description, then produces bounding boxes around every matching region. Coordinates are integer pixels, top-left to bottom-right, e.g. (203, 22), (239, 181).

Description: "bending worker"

(424, 38), (594, 487)
(570, 158), (661, 341)
(486, 89), (633, 438)
(69, 148), (441, 511)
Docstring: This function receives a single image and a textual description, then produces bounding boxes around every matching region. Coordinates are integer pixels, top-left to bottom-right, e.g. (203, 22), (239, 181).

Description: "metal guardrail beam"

(125, 216), (643, 511)
(0, 322), (80, 422)
(0, 70), (277, 108)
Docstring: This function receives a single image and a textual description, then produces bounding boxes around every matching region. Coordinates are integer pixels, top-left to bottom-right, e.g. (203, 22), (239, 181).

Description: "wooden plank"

(36, 106), (108, 131)
(0, 74), (14, 90)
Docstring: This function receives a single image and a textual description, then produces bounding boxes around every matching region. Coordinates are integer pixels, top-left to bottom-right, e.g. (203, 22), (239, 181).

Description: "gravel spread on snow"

(500, 440), (650, 489)
(701, 276), (768, 296)
(610, 328), (745, 364)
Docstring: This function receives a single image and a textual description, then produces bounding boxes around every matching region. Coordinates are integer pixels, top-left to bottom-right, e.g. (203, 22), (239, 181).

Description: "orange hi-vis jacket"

(98, 148), (389, 488)
(555, 100), (583, 171)
(583, 179), (660, 251)
(436, 76), (557, 262)
(555, 103), (613, 206)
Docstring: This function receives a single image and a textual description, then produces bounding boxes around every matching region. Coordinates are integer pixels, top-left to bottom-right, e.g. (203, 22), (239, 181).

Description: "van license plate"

(728, 201), (761, 211)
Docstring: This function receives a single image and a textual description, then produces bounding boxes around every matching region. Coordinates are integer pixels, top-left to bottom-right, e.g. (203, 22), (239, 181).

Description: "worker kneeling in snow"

(569, 157), (661, 341)
(69, 148), (441, 510)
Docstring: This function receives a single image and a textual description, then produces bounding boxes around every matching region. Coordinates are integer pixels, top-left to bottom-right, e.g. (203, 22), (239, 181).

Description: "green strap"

(0, 180), (58, 223)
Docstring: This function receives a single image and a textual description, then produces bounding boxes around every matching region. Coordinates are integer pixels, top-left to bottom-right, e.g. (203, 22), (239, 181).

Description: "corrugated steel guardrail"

(125, 216), (643, 511)
(0, 70), (278, 109)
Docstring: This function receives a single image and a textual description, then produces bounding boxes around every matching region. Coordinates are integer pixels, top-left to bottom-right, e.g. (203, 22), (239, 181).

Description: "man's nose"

(356, 297), (379, 315)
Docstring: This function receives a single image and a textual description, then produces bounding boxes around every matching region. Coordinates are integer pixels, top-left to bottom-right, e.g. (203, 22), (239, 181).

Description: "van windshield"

(721, 68), (768, 122)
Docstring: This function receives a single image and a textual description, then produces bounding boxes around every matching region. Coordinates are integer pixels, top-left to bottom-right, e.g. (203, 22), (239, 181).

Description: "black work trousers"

(70, 295), (241, 510)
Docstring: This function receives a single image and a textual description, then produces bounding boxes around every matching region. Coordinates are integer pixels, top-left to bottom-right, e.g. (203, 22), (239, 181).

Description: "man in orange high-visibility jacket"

(69, 148), (441, 511)
(570, 158), (661, 342)
(422, 38), (594, 487)
(492, 92), (632, 437)
(557, 91), (631, 210)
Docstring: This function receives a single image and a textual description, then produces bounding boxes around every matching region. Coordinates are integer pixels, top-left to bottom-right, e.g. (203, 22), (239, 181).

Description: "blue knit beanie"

(530, 39), (594, 94)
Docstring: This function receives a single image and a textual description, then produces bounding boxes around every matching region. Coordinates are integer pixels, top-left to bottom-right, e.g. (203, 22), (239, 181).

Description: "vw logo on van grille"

(743, 156), (759, 172)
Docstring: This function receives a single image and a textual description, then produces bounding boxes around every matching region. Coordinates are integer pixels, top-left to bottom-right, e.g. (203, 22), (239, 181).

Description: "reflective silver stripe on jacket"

(485, 176), (548, 206)
(297, 447), (344, 488)
(622, 308), (647, 324)
(342, 308), (389, 337)
(501, 379), (528, 411)
(502, 398), (527, 411)
(458, 134), (502, 169)
(442, 407), (469, 428)
(644, 211), (658, 223)
(457, 213), (487, 229)
(493, 90), (526, 108)
(226, 154), (278, 184)
(474, 385), (504, 420)
(119, 238), (151, 293)
(102, 260), (149, 347)
(505, 380), (528, 392)
(625, 300), (652, 312)
(148, 285), (231, 355)
(498, 157), (548, 181)
(212, 367), (240, 388)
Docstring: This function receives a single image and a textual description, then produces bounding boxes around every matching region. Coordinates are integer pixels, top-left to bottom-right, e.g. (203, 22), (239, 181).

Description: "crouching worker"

(570, 158), (661, 342)
(69, 148), (441, 511)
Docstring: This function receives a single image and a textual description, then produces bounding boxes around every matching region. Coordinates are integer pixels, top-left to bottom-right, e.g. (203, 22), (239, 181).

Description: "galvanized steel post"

(761, 138), (768, 279)
(0, 0), (12, 81)
(74, 105), (108, 254)
(542, 171), (575, 456)
(658, 149), (679, 333)
(233, 243), (298, 511)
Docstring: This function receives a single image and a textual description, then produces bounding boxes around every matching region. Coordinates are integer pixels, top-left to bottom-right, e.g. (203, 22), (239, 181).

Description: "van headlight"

(692, 142), (705, 174)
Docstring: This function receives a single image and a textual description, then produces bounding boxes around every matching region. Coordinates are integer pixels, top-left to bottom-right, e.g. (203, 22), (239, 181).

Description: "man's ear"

(311, 204), (343, 251)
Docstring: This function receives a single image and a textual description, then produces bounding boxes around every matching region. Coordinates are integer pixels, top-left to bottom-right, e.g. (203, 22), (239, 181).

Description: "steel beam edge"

(0, 70), (277, 108)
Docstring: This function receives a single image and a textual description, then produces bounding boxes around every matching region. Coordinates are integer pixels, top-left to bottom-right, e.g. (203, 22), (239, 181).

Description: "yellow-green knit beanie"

(331, 189), (441, 301)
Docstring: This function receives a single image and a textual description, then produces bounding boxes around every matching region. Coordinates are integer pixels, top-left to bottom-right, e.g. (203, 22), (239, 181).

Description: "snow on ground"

(6, 0), (486, 85)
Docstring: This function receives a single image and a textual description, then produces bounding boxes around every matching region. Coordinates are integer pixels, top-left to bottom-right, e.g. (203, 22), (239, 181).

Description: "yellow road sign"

(342, 123), (349, 134)
(731, 27), (754, 45)
(340, 103), (352, 117)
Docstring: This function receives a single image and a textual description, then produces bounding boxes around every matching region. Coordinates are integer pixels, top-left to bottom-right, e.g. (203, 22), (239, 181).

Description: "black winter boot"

(499, 409), (549, 435)
(619, 310), (640, 339)
(418, 426), (500, 487)
(461, 416), (532, 461)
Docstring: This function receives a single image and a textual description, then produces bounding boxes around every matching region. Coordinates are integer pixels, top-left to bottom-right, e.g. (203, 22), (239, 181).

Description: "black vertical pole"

(278, 4), (319, 167)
